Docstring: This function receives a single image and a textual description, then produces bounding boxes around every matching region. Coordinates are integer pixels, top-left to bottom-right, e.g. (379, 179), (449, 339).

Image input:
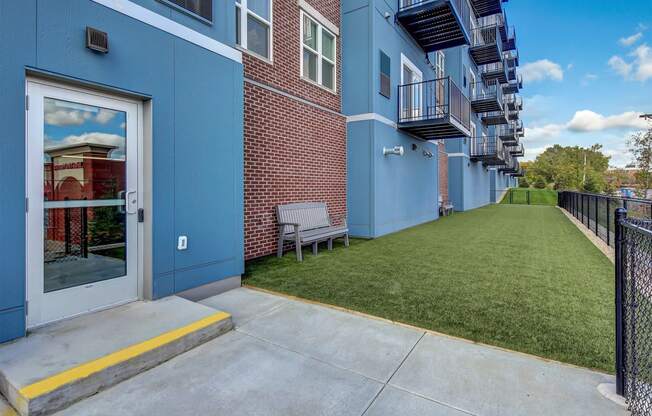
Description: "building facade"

(342, 0), (524, 237)
(0, 0), (244, 343)
(240, 0), (347, 259)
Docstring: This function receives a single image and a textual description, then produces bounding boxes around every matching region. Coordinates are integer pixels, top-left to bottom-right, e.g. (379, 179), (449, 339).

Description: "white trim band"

(297, 0), (339, 36)
(44, 199), (126, 209)
(346, 113), (397, 128)
(91, 0), (242, 64)
(447, 153), (469, 158)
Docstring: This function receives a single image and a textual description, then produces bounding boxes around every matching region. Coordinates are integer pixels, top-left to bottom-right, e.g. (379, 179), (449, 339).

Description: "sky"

(44, 98), (126, 160)
(506, 0), (652, 167)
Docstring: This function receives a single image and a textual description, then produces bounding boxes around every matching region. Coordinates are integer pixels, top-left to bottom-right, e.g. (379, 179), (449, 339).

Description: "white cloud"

(95, 109), (118, 124)
(609, 43), (652, 81)
(44, 100), (119, 126)
(520, 59), (564, 83)
(608, 55), (633, 77)
(580, 73), (599, 86)
(567, 110), (648, 132)
(45, 132), (126, 159)
(620, 32), (643, 47)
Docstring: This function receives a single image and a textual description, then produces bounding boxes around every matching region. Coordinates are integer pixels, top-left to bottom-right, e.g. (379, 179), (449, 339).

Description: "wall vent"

(86, 27), (108, 53)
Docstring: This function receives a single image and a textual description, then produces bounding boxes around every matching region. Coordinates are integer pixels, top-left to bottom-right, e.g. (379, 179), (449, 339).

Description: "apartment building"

(343, 0), (523, 235)
(239, 0), (346, 259)
(0, 0), (244, 343)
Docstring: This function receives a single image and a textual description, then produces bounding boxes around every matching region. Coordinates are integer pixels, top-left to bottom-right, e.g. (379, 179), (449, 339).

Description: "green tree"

(526, 144), (610, 192)
(628, 122), (652, 198)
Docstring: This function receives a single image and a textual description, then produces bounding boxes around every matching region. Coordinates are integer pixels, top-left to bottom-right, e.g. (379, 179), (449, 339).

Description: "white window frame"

(300, 10), (337, 93)
(400, 54), (423, 121)
(236, 0), (274, 62)
(469, 68), (476, 98)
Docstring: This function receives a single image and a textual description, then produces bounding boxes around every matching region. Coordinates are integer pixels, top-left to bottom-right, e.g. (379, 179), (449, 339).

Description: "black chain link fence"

(617, 212), (652, 415)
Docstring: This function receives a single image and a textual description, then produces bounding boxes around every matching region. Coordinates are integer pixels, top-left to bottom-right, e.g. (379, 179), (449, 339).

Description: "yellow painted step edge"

(18, 311), (231, 401)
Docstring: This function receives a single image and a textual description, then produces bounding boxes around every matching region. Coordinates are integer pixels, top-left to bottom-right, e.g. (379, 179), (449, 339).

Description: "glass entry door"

(26, 81), (141, 328)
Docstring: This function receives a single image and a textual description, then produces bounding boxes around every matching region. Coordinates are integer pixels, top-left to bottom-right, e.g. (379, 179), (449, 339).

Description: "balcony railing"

(502, 74), (522, 94)
(469, 0), (504, 18)
(497, 123), (518, 144)
(505, 94), (522, 111)
(504, 49), (519, 67)
(396, 0), (473, 52)
(503, 26), (517, 51)
(470, 135), (506, 165)
(499, 154), (520, 173)
(470, 23), (503, 65)
(507, 142), (524, 157)
(479, 61), (508, 84)
(481, 110), (509, 126)
(469, 79), (503, 113)
(507, 109), (519, 121)
(477, 10), (507, 41)
(397, 77), (471, 140)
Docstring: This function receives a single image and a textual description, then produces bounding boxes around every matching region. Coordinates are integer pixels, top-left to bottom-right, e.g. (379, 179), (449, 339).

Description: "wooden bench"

(277, 202), (349, 262)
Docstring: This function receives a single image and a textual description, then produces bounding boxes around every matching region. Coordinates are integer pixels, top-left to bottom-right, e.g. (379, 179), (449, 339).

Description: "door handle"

(126, 190), (137, 214)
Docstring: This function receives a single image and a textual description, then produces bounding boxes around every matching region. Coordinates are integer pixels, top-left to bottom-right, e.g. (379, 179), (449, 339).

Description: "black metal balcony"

(504, 94), (522, 111)
(499, 155), (519, 174)
(481, 110), (508, 126)
(513, 168), (525, 177)
(507, 66), (516, 81)
(514, 119), (524, 134)
(477, 10), (507, 41)
(502, 74), (522, 94)
(507, 142), (524, 157)
(479, 61), (508, 84)
(470, 135), (506, 165)
(497, 124), (518, 144)
(502, 26), (516, 51)
(504, 49), (519, 67)
(396, 0), (473, 52)
(507, 109), (519, 121)
(469, 79), (503, 113)
(469, 0), (505, 18)
(397, 77), (471, 140)
(469, 24), (503, 65)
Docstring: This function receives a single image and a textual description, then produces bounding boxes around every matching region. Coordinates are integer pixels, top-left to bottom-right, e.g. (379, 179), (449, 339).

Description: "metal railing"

(507, 109), (519, 121)
(471, 23), (501, 49)
(470, 135), (505, 159)
(505, 94), (522, 110)
(615, 209), (652, 415)
(507, 142), (524, 156)
(476, 10), (505, 30)
(504, 49), (519, 67)
(558, 191), (652, 247)
(398, 77), (471, 131)
(469, 79), (503, 103)
(398, 0), (474, 40)
(479, 61), (506, 76)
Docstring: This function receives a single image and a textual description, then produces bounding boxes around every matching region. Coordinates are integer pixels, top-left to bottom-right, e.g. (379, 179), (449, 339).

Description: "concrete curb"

(558, 207), (615, 263)
(7, 312), (232, 416)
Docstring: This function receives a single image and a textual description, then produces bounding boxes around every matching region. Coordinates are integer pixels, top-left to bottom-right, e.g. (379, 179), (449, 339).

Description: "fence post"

(509, 189), (513, 204)
(615, 207), (627, 397)
(527, 190), (530, 205)
(595, 196), (599, 236)
(607, 198), (610, 247)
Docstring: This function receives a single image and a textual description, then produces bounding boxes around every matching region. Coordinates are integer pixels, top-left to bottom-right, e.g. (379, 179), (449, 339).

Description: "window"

(380, 51), (391, 98)
(400, 54), (423, 121)
(163, 0), (212, 22)
(236, 0), (272, 60)
(301, 11), (337, 91)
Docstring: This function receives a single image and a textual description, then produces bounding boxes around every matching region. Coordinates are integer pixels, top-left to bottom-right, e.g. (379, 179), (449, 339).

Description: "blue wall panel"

(0, 0), (243, 342)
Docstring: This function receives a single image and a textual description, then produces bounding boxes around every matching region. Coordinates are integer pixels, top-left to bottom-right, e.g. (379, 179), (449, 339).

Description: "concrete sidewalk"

(56, 288), (627, 416)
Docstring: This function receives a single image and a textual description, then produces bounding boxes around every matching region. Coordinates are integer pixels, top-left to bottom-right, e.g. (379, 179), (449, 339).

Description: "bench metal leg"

(344, 233), (350, 247)
(312, 242), (318, 256)
(277, 230), (285, 258)
(295, 236), (303, 262)
(328, 239), (333, 250)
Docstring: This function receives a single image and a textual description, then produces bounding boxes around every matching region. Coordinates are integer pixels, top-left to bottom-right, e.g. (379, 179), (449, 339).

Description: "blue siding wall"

(343, 0), (439, 238)
(0, 0), (243, 342)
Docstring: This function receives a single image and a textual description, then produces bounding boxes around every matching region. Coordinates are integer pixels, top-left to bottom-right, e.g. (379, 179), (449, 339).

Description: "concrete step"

(0, 296), (232, 416)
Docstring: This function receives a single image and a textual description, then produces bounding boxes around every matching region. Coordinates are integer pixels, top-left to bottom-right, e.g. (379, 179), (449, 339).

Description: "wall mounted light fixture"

(383, 146), (404, 156)
(422, 150), (434, 159)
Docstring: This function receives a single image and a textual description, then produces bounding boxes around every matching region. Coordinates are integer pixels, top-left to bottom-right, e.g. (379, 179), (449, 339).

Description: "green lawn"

(501, 188), (558, 206)
(245, 205), (615, 372)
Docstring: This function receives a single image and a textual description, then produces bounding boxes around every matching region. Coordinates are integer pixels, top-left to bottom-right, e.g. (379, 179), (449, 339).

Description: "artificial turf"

(500, 188), (559, 205)
(245, 204), (615, 372)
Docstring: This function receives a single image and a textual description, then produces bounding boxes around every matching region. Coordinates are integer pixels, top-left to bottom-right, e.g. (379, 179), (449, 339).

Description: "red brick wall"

(244, 84), (346, 259)
(438, 142), (449, 202)
(243, 0), (346, 260)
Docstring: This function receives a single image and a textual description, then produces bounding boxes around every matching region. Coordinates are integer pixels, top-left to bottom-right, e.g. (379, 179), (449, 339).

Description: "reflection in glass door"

(43, 98), (128, 292)
(27, 81), (140, 328)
